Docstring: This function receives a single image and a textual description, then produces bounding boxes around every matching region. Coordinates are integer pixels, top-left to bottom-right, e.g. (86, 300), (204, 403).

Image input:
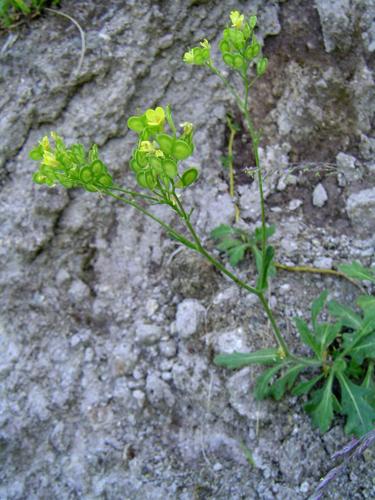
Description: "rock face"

(0, 1), (374, 499)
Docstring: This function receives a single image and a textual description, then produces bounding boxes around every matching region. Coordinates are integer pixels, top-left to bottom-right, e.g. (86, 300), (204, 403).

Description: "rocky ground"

(0, 0), (374, 498)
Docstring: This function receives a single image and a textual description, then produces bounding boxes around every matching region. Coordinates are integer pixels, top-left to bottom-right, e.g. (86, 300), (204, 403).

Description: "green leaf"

(338, 261), (375, 283)
(214, 348), (280, 370)
(315, 322), (342, 354)
(305, 372), (334, 433)
(254, 364), (284, 399)
(362, 362), (375, 406)
(348, 332), (375, 364)
(328, 300), (362, 330)
(337, 372), (375, 436)
(254, 224), (276, 243)
(294, 317), (320, 357)
(292, 373), (324, 396)
(228, 244), (248, 266)
(311, 290), (329, 331)
(211, 224), (233, 239)
(257, 245), (275, 291)
(217, 238), (242, 252)
(357, 295), (375, 318)
(270, 364), (305, 400)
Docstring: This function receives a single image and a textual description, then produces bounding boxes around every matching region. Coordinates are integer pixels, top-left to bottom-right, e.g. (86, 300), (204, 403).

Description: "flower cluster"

(219, 11), (268, 75)
(183, 39), (211, 66)
(30, 132), (113, 192)
(127, 106), (199, 191)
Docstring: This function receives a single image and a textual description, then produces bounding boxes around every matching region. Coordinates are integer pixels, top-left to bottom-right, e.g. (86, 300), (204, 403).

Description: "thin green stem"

(258, 292), (290, 356)
(226, 116), (240, 222)
(110, 184), (161, 203)
(105, 189), (197, 250)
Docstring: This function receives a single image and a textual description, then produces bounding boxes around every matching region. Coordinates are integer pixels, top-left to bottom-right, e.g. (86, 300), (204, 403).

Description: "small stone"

(288, 199), (303, 210)
(146, 373), (175, 408)
(175, 299), (206, 339)
(159, 339), (177, 358)
(312, 183), (328, 207)
(68, 279), (91, 302)
(346, 188), (375, 234)
(313, 257), (333, 269)
(132, 390), (145, 408)
(135, 322), (163, 345)
(336, 152), (362, 186)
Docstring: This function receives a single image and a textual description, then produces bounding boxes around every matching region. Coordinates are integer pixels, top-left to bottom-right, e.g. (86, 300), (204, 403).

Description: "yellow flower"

(154, 149), (165, 158)
(180, 122), (193, 135)
(145, 107), (165, 128)
(139, 141), (154, 153)
(42, 151), (59, 168)
(230, 10), (244, 29)
(200, 39), (210, 49)
(183, 49), (195, 64)
(39, 136), (50, 151)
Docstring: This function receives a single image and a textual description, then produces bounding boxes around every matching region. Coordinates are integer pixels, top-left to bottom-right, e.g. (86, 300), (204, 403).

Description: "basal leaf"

(217, 238), (243, 251)
(214, 348), (280, 369)
(327, 300), (362, 330)
(338, 261), (375, 283)
(311, 290), (329, 331)
(210, 224), (233, 239)
(337, 372), (375, 436)
(362, 362), (375, 407)
(315, 322), (342, 355)
(305, 372), (334, 433)
(357, 295), (375, 317)
(257, 245), (275, 291)
(292, 373), (324, 396)
(228, 244), (249, 266)
(348, 332), (375, 364)
(254, 364), (285, 400)
(294, 317), (320, 357)
(270, 363), (305, 400)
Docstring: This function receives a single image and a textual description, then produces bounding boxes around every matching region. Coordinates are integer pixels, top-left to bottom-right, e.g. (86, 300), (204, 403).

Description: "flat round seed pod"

(173, 140), (192, 160)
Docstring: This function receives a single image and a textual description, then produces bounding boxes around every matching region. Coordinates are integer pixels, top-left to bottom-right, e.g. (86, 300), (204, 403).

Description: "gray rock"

(175, 299), (206, 339)
(315, 0), (353, 52)
(312, 183), (328, 207)
(336, 152), (362, 186)
(346, 187), (375, 234)
(135, 322), (163, 346)
(145, 372), (175, 409)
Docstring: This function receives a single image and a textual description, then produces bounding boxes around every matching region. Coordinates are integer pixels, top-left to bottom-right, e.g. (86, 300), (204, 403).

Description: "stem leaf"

(214, 348), (280, 370)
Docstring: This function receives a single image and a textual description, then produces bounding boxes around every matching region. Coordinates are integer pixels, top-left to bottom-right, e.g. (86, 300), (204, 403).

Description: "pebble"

(175, 299), (206, 339)
(312, 183), (328, 207)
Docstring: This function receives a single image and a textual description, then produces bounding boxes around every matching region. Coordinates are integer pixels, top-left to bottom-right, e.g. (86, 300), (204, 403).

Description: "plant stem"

(258, 292), (290, 357)
(275, 263), (365, 291)
(105, 189), (197, 250)
(226, 116), (240, 222)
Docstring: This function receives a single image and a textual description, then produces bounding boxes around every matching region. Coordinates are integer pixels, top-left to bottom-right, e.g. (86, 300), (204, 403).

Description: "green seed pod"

(228, 29), (245, 50)
(80, 166), (94, 184)
(222, 28), (231, 41)
(29, 145), (44, 161)
(181, 167), (199, 187)
(245, 42), (260, 60)
(127, 115), (146, 133)
(135, 150), (148, 167)
(173, 140), (192, 160)
(84, 184), (98, 192)
(137, 171), (157, 190)
(97, 174), (113, 188)
(249, 15), (257, 29)
(242, 23), (250, 40)
(257, 57), (268, 76)
(156, 134), (174, 155)
(233, 54), (243, 69)
(32, 171), (47, 184)
(91, 159), (105, 177)
(149, 156), (162, 170)
(163, 159), (178, 179)
(222, 52), (234, 67)
(130, 158), (141, 172)
(219, 40), (230, 53)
